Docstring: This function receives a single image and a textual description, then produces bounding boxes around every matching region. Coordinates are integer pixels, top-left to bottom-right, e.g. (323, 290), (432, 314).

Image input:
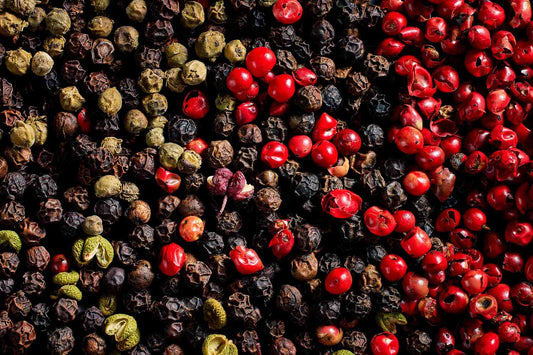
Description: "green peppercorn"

(215, 94), (237, 111)
(82, 215), (104, 236)
(53, 271), (80, 286)
(158, 142), (184, 170)
(125, 0), (147, 23)
(27, 7), (45, 31)
(165, 42), (188, 68)
(98, 294), (118, 316)
(138, 69), (164, 94)
(195, 30), (225, 61)
(43, 36), (66, 57)
(5, 48), (32, 76)
(6, 0), (36, 17)
(116, 328), (140, 351)
(142, 93), (168, 117)
(0, 12), (28, 37)
(72, 238), (89, 266)
(59, 86), (86, 112)
(98, 87), (122, 116)
(82, 236), (114, 268)
(104, 314), (138, 342)
(332, 351), (355, 355)
(147, 116), (168, 129)
(120, 182), (140, 202)
(203, 298), (227, 330)
(181, 60), (207, 86)
(145, 127), (165, 147)
(101, 137), (123, 155)
(165, 68), (186, 93)
(114, 26), (139, 53)
(376, 311), (407, 333)
(10, 121), (35, 148)
(90, 0), (111, 11)
(94, 175), (122, 198)
(180, 1), (205, 29)
(31, 51), (54, 76)
(87, 16), (112, 38)
(208, 0), (227, 24)
(177, 150), (202, 174)
(58, 285), (83, 301)
(0, 230), (22, 253)
(45, 8), (71, 36)
(124, 109), (148, 134)
(202, 334), (237, 355)
(224, 40), (246, 64)
(26, 115), (47, 145)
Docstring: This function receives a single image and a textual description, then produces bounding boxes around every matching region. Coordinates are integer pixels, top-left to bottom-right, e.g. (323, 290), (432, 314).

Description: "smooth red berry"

(468, 25), (492, 50)
(439, 285), (469, 314)
(463, 208), (487, 231)
(229, 245), (264, 275)
(380, 254), (408, 282)
(505, 221), (533, 246)
(371, 332), (399, 355)
(261, 141), (289, 169)
(395, 126), (424, 154)
(422, 250), (448, 274)
(311, 140), (338, 168)
(312, 112), (337, 142)
(464, 50), (493, 77)
(321, 189), (362, 219)
(498, 321), (521, 343)
(50, 254), (70, 274)
(186, 137), (208, 156)
(462, 269), (489, 295)
(155, 167), (181, 194)
(402, 272), (429, 300)
(403, 171), (430, 196)
(474, 332), (500, 355)
(245, 47), (276, 77)
(272, 0), (303, 25)
(77, 108), (90, 133)
(288, 135), (313, 158)
(425, 17), (448, 43)
(316, 325), (343, 346)
(401, 226), (432, 258)
(364, 206), (397, 237)
(227, 67), (253, 93)
(487, 185), (514, 211)
(268, 74), (295, 102)
(432, 65), (460, 93)
(182, 90), (209, 119)
(393, 210), (416, 233)
(488, 283), (513, 312)
(235, 101), (258, 125)
(477, 1), (506, 30)
(416, 146), (446, 171)
(382, 11), (408, 36)
(158, 243), (186, 276)
(435, 208), (461, 232)
(269, 228), (294, 259)
(325, 267), (352, 295)
(292, 67), (317, 86)
(333, 128), (361, 156)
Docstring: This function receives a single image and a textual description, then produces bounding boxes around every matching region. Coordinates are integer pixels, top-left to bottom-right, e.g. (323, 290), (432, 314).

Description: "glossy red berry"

(462, 269), (489, 295)
(186, 138), (208, 156)
(245, 47), (276, 77)
(402, 272), (429, 300)
(382, 11), (407, 36)
(261, 141), (289, 169)
(227, 67), (253, 93)
(393, 210), (416, 233)
(488, 283), (513, 312)
(155, 167), (181, 194)
(311, 140), (338, 168)
(50, 254), (70, 274)
(179, 216), (204, 242)
(401, 226), (432, 258)
(77, 108), (90, 133)
(364, 206), (397, 237)
(525, 256), (533, 282)
(333, 128), (361, 156)
(380, 254), (408, 282)
(464, 50), (493, 77)
(235, 101), (258, 125)
(463, 208), (487, 231)
(229, 245), (264, 275)
(513, 40), (533, 66)
(422, 250), (448, 274)
(269, 229), (294, 259)
(371, 332), (399, 355)
(474, 332), (500, 355)
(415, 146), (446, 171)
(439, 285), (469, 314)
(440, 136), (462, 158)
(468, 25), (492, 50)
(403, 171), (430, 196)
(182, 90), (209, 119)
(268, 74), (295, 102)
(469, 293), (498, 319)
(432, 65), (460, 93)
(316, 325), (343, 346)
(321, 189), (362, 219)
(486, 185), (514, 211)
(435, 208), (461, 232)
(498, 321), (521, 343)
(272, 0), (303, 24)
(505, 221), (533, 246)
(395, 126), (424, 154)
(425, 17), (448, 43)
(503, 252), (524, 273)
(491, 31), (517, 60)
(158, 243), (186, 276)
(288, 135), (313, 158)
(325, 267), (352, 295)
(478, 1), (506, 30)
(312, 112), (338, 142)
(292, 67), (317, 86)
(435, 327), (455, 354)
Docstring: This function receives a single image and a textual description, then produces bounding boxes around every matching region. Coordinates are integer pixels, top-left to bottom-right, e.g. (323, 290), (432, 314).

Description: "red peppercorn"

(407, 64), (437, 98)
(462, 269), (489, 295)
(370, 332), (399, 355)
(435, 327), (455, 354)
(486, 89), (511, 114)
(288, 135), (313, 158)
(292, 67), (317, 86)
(503, 252), (524, 273)
(449, 228), (477, 249)
(395, 55), (422, 76)
(399, 104), (423, 130)
(395, 126), (424, 154)
(435, 208), (461, 232)
(513, 40), (533, 67)
(269, 228), (294, 259)
(245, 47), (276, 78)
(474, 332), (500, 355)
(488, 283), (514, 312)
(478, 1), (506, 30)
(364, 206), (397, 237)
(439, 285), (469, 314)
(312, 112), (338, 142)
(483, 231), (507, 259)
(440, 136), (462, 158)
(182, 90), (209, 120)
(229, 245), (264, 275)
(463, 208), (487, 231)
(464, 50), (493, 77)
(525, 256), (533, 282)
(448, 253), (471, 277)
(483, 263), (503, 287)
(316, 325), (343, 346)
(272, 0), (302, 24)
(415, 145), (446, 171)
(401, 226), (432, 258)
(491, 31), (517, 60)
(158, 243), (186, 276)
(380, 254), (408, 282)
(77, 108), (91, 133)
(235, 101), (258, 126)
(321, 189), (362, 219)
(402, 272), (429, 300)
(155, 167), (181, 194)
(505, 221), (533, 246)
(324, 267), (352, 295)
(333, 128), (361, 156)
(376, 38), (406, 59)
(425, 17), (448, 43)
(498, 321), (521, 343)
(268, 74), (295, 103)
(179, 216), (204, 242)
(186, 138), (208, 156)
(432, 65), (460, 93)
(468, 25), (492, 50)
(227, 67), (254, 93)
(403, 171), (430, 196)
(393, 210), (416, 233)
(422, 250), (448, 274)
(311, 140), (338, 168)
(382, 11), (408, 36)
(50, 254), (70, 274)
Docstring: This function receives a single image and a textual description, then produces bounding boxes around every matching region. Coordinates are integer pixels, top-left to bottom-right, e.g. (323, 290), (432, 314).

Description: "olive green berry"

(98, 87), (122, 116)
(145, 127), (165, 148)
(43, 36), (66, 57)
(138, 69), (164, 94)
(181, 60), (207, 86)
(94, 175), (122, 198)
(165, 68), (186, 93)
(26, 115), (47, 145)
(88, 16), (114, 38)
(124, 109), (148, 134)
(125, 0), (147, 23)
(104, 314), (138, 343)
(72, 238), (89, 266)
(45, 8), (71, 36)
(332, 351), (355, 355)
(147, 116), (168, 129)
(5, 48), (32, 76)
(215, 94), (236, 111)
(114, 26), (139, 53)
(203, 298), (227, 330)
(0, 12), (28, 37)
(195, 30), (225, 61)
(90, 0), (111, 11)
(58, 285), (83, 301)
(177, 150), (202, 174)
(180, 1), (204, 29)
(202, 334), (237, 355)
(82, 215), (104, 236)
(0, 230), (22, 253)
(101, 137), (123, 155)
(59, 86), (85, 112)
(120, 182), (140, 202)
(117, 328), (140, 352)
(53, 271), (80, 286)
(10, 121), (35, 148)
(158, 142), (184, 170)
(98, 294), (118, 316)
(208, 0), (227, 24)
(6, 0), (36, 16)
(165, 42), (188, 68)
(27, 7), (46, 31)
(224, 40), (246, 64)
(142, 93), (168, 117)
(31, 51), (54, 76)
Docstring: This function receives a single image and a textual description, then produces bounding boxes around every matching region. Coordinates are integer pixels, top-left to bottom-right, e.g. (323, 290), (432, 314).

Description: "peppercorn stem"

(217, 195), (228, 218)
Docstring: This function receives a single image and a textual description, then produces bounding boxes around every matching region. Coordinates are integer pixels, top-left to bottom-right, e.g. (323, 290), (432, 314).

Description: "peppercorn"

(224, 40), (246, 63)
(5, 48), (31, 76)
(114, 26), (139, 53)
(181, 60), (207, 86)
(142, 93), (168, 117)
(98, 87), (122, 116)
(82, 333), (107, 355)
(165, 42), (188, 68)
(126, 0), (147, 22)
(94, 175), (122, 198)
(195, 30), (226, 61)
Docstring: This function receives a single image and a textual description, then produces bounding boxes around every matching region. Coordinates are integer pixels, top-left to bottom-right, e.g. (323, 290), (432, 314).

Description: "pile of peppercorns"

(0, 0), (533, 353)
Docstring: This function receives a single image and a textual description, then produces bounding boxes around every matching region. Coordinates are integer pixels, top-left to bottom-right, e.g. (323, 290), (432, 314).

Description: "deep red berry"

(468, 25), (492, 50)
(462, 269), (489, 295)
(229, 245), (264, 275)
(268, 74), (295, 102)
(395, 126), (424, 154)
(432, 65), (460, 93)
(491, 31), (517, 60)
(477, 1), (506, 30)
(311, 140), (338, 168)
(469, 293), (498, 320)
(402, 272), (429, 300)
(435, 327), (455, 354)
(272, 0), (303, 24)
(364, 206), (397, 237)
(333, 128), (361, 156)
(245, 47), (276, 78)
(382, 11), (408, 36)
(425, 17), (448, 43)
(449, 228), (477, 249)
(269, 229), (294, 259)
(422, 250), (448, 274)
(435, 208), (461, 232)
(463, 208), (487, 231)
(525, 256), (533, 282)
(513, 40), (533, 67)
(503, 252), (524, 273)
(155, 167), (181, 194)
(483, 231), (507, 259)
(486, 89), (511, 114)
(50, 254), (70, 274)
(403, 171), (430, 196)
(316, 325), (343, 346)
(312, 112), (338, 142)
(227, 67), (253, 93)
(182, 90), (209, 119)
(77, 108), (90, 133)
(505, 221), (533, 246)
(488, 283), (513, 312)
(380, 254), (408, 282)
(401, 226), (432, 258)
(325, 267), (352, 295)
(393, 210), (416, 233)
(448, 253), (471, 277)
(235, 101), (258, 125)
(474, 332), (500, 355)
(439, 285), (469, 314)
(158, 243), (186, 276)
(415, 145), (446, 171)
(464, 50), (493, 77)
(186, 138), (208, 156)
(288, 135), (313, 158)
(261, 141), (289, 169)
(440, 136), (462, 158)
(292, 67), (317, 86)
(483, 264), (503, 287)
(498, 321), (521, 343)
(376, 38), (406, 58)
(371, 332), (399, 355)
(321, 189), (362, 219)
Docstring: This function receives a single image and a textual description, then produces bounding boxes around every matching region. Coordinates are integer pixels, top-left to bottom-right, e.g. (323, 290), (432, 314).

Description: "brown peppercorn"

(206, 140), (233, 168)
(184, 260), (212, 289)
(63, 186), (90, 211)
(26, 245), (50, 271)
(346, 71), (371, 97)
(10, 320), (36, 350)
(254, 187), (282, 213)
(208, 0), (227, 24)
(0, 252), (19, 277)
(294, 86), (322, 112)
(157, 195), (180, 219)
(364, 53), (390, 79)
(82, 333), (107, 355)
(177, 195), (205, 217)
(128, 259), (154, 290)
(124, 109), (148, 135)
(53, 298), (78, 323)
(91, 38), (115, 65)
(237, 124), (262, 146)
(0, 157), (8, 179)
(155, 219), (178, 244)
(19, 219), (45, 246)
(114, 26), (139, 53)
(359, 264), (382, 293)
(66, 32), (93, 59)
(126, 200), (151, 225)
(0, 310), (12, 337)
(310, 56), (336, 82)
(270, 337), (296, 355)
(21, 271), (46, 296)
(37, 198), (63, 224)
(0, 200), (26, 226)
(5, 290), (32, 319)
(290, 253), (318, 281)
(276, 285), (302, 313)
(79, 269), (103, 294)
(213, 111), (236, 138)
